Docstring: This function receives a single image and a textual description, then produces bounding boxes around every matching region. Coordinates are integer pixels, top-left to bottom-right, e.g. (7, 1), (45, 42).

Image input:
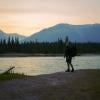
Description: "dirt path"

(0, 69), (100, 100)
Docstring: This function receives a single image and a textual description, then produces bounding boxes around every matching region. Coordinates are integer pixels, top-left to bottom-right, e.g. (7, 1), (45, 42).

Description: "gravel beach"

(0, 69), (100, 100)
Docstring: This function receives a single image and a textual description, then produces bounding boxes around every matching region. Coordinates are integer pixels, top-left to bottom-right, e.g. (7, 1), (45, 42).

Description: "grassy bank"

(0, 72), (26, 81)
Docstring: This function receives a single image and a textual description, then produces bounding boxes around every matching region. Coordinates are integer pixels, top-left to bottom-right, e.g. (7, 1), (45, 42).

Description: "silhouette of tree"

(0, 36), (100, 54)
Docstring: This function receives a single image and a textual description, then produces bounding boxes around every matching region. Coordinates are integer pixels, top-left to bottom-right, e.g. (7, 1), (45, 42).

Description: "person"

(64, 42), (77, 72)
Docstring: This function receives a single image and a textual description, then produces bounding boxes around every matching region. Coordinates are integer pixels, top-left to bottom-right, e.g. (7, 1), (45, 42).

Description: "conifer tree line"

(0, 37), (100, 54)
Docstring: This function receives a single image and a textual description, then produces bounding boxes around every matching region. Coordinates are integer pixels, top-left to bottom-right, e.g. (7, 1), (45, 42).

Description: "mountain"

(0, 29), (26, 41)
(23, 23), (100, 42)
(8, 33), (26, 41)
(0, 29), (8, 39)
(1, 23), (100, 43)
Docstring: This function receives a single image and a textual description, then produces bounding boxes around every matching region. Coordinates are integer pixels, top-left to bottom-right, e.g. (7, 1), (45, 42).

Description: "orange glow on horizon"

(0, 0), (100, 36)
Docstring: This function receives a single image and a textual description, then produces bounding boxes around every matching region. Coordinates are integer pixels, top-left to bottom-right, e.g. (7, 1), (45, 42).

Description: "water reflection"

(0, 56), (100, 75)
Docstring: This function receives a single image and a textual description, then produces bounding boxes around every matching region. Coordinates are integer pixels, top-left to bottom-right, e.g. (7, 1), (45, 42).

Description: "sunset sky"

(0, 0), (100, 36)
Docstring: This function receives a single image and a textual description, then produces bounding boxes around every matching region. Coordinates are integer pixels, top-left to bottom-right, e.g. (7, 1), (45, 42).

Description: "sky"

(0, 0), (100, 36)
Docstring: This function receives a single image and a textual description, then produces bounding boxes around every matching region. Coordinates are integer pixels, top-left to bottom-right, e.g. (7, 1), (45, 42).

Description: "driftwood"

(2, 66), (15, 74)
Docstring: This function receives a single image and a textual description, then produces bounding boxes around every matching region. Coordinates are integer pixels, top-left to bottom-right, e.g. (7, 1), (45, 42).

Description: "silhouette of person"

(64, 42), (75, 72)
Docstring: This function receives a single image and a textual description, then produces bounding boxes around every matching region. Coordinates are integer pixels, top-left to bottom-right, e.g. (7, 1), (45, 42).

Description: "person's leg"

(67, 63), (70, 71)
(66, 62), (70, 72)
(70, 63), (74, 72)
(69, 57), (74, 72)
(65, 57), (71, 72)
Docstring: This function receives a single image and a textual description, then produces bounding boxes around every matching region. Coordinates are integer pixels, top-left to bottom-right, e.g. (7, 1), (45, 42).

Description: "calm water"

(0, 56), (100, 76)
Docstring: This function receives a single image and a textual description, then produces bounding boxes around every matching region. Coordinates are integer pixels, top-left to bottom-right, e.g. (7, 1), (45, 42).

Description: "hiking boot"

(65, 69), (70, 72)
(71, 69), (74, 72)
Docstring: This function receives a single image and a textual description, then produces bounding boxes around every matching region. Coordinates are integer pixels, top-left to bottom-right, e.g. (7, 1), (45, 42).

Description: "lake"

(0, 55), (100, 76)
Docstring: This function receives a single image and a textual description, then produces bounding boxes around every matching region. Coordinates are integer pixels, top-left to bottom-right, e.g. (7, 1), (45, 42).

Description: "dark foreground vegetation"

(0, 67), (25, 81)
(0, 37), (100, 54)
(0, 73), (25, 81)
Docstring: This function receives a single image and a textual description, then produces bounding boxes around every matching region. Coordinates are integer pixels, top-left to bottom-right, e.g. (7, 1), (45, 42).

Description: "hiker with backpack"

(64, 41), (77, 72)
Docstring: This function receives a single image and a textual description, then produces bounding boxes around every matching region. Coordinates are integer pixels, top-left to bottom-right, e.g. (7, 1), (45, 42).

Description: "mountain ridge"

(23, 23), (100, 42)
(0, 29), (26, 41)
(0, 23), (100, 42)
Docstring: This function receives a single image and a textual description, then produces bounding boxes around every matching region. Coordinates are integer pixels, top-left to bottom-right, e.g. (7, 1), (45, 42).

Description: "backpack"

(70, 44), (77, 57)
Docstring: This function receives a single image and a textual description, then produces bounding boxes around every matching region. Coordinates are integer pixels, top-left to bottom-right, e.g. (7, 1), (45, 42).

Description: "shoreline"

(0, 69), (100, 100)
(0, 53), (63, 57)
(0, 53), (100, 57)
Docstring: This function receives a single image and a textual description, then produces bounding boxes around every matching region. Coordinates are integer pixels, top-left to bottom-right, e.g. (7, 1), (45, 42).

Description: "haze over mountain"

(23, 23), (100, 43)
(0, 23), (100, 43)
(0, 29), (26, 41)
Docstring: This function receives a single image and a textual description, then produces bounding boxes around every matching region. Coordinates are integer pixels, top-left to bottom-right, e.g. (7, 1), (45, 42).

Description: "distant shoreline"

(0, 53), (100, 57)
(0, 53), (63, 57)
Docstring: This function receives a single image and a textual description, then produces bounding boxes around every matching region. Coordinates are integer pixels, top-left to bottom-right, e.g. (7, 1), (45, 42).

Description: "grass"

(0, 72), (26, 81)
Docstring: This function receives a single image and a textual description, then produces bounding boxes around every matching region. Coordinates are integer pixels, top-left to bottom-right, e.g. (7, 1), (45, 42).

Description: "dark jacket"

(64, 43), (77, 57)
(64, 45), (72, 57)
